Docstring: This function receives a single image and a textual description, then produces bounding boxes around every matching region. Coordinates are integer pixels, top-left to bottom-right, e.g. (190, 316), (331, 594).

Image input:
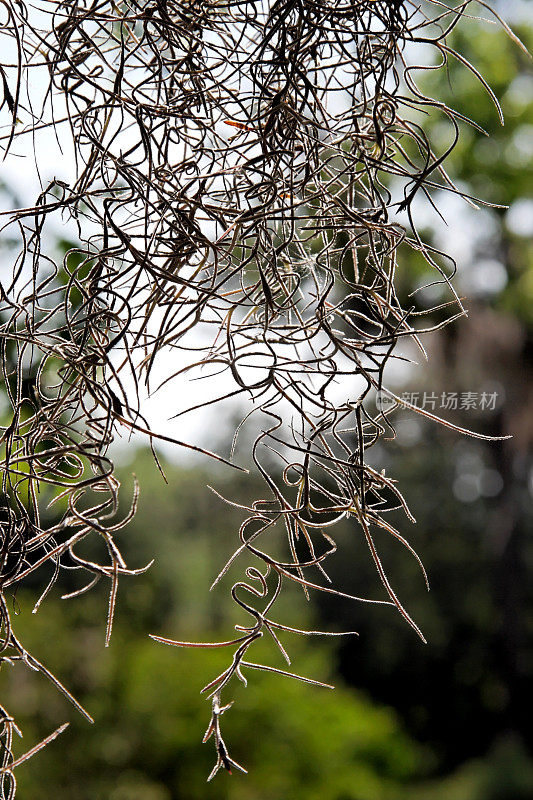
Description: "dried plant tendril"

(0, 0), (521, 786)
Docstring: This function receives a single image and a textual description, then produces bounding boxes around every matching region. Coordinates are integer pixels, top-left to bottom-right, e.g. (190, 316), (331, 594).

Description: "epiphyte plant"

(0, 0), (523, 789)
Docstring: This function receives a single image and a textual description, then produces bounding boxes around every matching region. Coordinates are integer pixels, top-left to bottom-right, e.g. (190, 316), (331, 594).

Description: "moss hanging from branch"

(0, 0), (521, 789)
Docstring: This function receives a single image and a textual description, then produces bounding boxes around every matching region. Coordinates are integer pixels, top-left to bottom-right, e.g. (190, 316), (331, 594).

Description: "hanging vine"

(0, 0), (522, 789)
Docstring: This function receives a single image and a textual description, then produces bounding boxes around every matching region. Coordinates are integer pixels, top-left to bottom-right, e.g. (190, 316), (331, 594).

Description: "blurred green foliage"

(401, 18), (533, 326)
(1, 453), (426, 800)
(1, 606), (423, 799)
(1, 434), (532, 798)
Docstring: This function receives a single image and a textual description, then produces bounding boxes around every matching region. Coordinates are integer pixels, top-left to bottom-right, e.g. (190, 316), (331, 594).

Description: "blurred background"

(1, 8), (532, 800)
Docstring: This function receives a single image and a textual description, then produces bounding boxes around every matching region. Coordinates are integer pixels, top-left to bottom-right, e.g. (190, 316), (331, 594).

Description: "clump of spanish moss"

(0, 0), (522, 789)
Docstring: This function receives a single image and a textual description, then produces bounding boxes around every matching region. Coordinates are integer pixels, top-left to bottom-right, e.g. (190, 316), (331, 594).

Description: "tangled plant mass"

(0, 0), (522, 790)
